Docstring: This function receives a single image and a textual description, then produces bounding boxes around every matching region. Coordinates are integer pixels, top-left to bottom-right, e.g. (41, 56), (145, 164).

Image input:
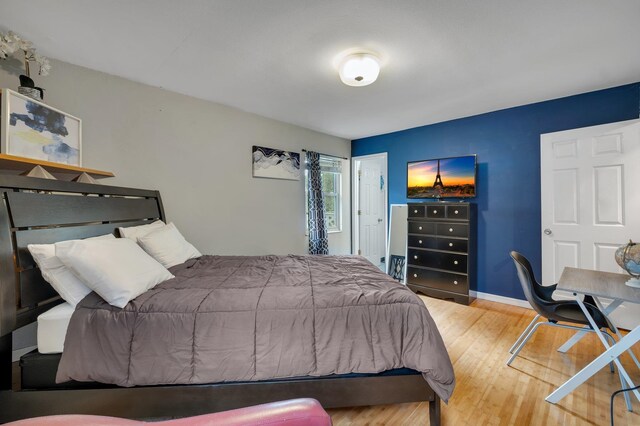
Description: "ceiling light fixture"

(338, 53), (380, 87)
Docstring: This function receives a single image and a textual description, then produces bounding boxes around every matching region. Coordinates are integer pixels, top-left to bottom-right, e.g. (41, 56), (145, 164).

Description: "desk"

(546, 267), (640, 407)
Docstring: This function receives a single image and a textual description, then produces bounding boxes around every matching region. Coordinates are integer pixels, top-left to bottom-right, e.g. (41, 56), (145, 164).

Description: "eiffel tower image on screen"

(433, 159), (444, 189)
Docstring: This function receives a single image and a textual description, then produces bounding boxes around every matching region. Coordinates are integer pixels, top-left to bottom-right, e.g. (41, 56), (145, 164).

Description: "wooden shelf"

(0, 154), (114, 179)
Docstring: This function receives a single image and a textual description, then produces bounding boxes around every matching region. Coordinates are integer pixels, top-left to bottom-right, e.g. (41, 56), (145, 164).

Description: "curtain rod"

(301, 149), (348, 160)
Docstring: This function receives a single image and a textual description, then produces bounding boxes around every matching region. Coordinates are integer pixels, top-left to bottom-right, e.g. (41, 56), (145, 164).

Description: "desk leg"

(557, 327), (590, 353)
(577, 297), (637, 411)
(593, 297), (640, 371)
(557, 299), (624, 353)
(546, 325), (640, 404)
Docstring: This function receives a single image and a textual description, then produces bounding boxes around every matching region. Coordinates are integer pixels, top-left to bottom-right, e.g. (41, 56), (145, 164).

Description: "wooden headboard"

(0, 175), (165, 337)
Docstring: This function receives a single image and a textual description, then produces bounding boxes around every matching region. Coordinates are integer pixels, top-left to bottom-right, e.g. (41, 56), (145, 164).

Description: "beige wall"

(0, 59), (351, 255)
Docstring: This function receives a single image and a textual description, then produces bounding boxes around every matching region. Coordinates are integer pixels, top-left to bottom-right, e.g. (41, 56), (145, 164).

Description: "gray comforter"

(57, 255), (455, 401)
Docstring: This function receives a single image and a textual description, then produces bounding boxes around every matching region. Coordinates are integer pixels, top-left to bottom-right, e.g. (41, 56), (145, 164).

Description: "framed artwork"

(0, 88), (82, 166)
(252, 145), (300, 181)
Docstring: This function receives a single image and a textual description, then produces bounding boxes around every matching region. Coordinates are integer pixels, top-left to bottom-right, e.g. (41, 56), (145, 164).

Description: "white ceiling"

(1, 0), (639, 140)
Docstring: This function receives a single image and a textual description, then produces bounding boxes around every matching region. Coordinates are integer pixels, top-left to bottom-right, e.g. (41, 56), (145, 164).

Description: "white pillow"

(28, 234), (115, 307)
(118, 220), (165, 243)
(56, 238), (174, 308)
(138, 222), (202, 268)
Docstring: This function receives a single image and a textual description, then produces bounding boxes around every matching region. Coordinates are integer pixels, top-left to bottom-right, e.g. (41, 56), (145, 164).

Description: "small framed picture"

(1, 88), (82, 166)
(252, 145), (301, 181)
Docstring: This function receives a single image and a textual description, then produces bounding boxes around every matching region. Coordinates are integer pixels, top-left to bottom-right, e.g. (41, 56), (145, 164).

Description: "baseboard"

(470, 291), (532, 309)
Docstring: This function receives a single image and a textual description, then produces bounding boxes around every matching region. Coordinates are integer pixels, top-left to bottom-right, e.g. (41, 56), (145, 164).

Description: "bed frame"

(0, 175), (441, 425)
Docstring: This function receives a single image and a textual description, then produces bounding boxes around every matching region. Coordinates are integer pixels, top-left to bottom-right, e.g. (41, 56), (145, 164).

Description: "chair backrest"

(510, 251), (553, 317)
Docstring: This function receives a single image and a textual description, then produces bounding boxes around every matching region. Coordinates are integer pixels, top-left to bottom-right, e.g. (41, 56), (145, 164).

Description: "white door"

(541, 119), (640, 330)
(353, 154), (387, 269)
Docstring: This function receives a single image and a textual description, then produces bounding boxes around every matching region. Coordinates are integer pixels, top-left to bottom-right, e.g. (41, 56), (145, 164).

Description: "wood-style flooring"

(327, 296), (640, 425)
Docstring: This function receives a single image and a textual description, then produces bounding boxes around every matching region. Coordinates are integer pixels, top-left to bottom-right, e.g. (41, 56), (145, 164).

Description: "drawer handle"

(449, 228), (454, 232)
(414, 209), (418, 213)
(414, 255), (418, 260)
(453, 280), (458, 285)
(418, 240), (423, 244)
(413, 273), (418, 278)
(449, 242), (453, 247)
(433, 209), (437, 214)
(418, 226), (423, 230)
(454, 210), (459, 214)
(454, 260), (459, 265)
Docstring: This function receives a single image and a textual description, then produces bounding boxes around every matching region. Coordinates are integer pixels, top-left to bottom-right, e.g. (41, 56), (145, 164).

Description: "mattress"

(37, 302), (74, 354)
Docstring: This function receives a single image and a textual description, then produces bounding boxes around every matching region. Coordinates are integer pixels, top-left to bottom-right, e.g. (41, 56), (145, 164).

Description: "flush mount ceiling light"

(338, 53), (381, 87)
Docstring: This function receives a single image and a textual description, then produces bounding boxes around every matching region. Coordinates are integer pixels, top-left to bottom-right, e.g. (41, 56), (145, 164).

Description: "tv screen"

(407, 155), (476, 199)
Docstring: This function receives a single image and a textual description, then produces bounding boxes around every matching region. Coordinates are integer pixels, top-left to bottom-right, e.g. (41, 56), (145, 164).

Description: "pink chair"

(6, 398), (332, 426)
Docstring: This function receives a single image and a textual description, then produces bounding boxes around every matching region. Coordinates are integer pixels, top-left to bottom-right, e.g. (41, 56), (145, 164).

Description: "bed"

(0, 175), (452, 425)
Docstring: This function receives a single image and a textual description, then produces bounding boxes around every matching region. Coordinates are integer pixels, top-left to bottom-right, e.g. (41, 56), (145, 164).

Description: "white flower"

(0, 34), (17, 57)
(6, 32), (18, 40)
(0, 34), (14, 56)
(5, 32), (20, 44)
(24, 47), (36, 60)
(17, 37), (32, 52)
(38, 57), (51, 76)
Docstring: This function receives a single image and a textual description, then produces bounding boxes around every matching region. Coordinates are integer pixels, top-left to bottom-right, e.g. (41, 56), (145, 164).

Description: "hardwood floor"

(327, 296), (640, 425)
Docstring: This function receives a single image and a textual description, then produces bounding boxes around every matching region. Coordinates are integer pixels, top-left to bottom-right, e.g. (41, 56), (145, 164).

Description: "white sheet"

(37, 302), (74, 354)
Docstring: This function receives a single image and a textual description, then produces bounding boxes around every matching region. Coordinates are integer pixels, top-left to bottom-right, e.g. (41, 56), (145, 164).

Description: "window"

(320, 157), (342, 232)
(305, 155), (343, 233)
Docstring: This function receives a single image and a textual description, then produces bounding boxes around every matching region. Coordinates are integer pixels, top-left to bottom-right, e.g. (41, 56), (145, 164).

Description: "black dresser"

(406, 202), (476, 305)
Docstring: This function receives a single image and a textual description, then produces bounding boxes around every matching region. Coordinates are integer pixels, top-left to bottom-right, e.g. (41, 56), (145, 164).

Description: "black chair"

(506, 251), (616, 366)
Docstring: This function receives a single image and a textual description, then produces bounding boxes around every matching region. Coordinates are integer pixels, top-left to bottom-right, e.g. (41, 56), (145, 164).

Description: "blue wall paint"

(352, 83), (640, 299)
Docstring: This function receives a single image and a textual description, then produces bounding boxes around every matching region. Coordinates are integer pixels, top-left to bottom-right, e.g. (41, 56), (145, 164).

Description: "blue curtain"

(306, 151), (329, 255)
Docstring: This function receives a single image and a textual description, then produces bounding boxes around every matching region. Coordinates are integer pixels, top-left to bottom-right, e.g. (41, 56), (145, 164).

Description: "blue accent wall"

(352, 83), (640, 300)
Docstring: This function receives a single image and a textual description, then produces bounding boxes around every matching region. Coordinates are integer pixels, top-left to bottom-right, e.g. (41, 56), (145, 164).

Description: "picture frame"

(0, 88), (82, 166)
(252, 145), (301, 181)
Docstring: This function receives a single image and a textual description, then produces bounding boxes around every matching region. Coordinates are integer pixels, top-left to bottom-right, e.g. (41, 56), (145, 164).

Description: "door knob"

(377, 218), (383, 223)
(544, 229), (552, 235)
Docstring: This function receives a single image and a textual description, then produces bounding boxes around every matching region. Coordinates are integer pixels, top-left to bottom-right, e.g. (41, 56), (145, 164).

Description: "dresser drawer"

(437, 223), (468, 238)
(407, 267), (468, 294)
(446, 205), (468, 220)
(408, 249), (468, 273)
(408, 235), (438, 249)
(408, 221), (436, 235)
(436, 237), (468, 253)
(426, 205), (446, 218)
(408, 205), (425, 218)
(408, 236), (467, 253)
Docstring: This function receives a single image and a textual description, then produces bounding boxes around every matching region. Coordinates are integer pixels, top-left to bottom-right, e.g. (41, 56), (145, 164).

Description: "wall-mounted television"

(407, 155), (477, 199)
